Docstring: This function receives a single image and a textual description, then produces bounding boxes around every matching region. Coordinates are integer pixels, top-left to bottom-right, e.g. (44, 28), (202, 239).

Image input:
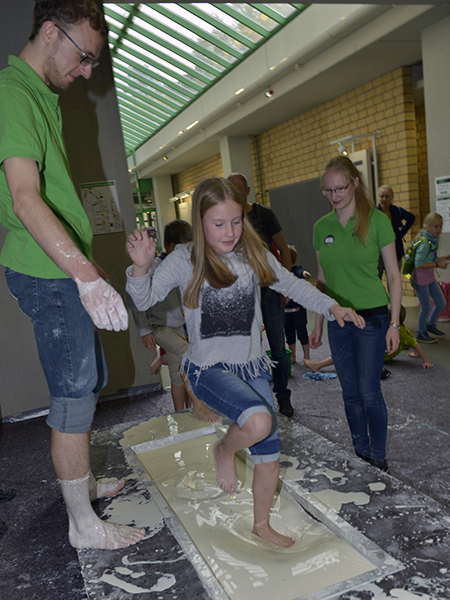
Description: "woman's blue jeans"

(328, 314), (389, 462)
(412, 280), (446, 333)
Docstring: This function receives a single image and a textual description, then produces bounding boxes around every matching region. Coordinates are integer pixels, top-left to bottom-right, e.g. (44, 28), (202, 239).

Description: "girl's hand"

(437, 259), (449, 269)
(127, 227), (156, 275)
(329, 305), (366, 329)
(385, 327), (400, 354)
(309, 328), (323, 349)
(302, 270), (312, 280)
(422, 360), (434, 370)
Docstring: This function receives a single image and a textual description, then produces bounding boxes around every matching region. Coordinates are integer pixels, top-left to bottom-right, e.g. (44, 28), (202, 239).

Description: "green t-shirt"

(0, 56), (93, 278)
(313, 208), (394, 310)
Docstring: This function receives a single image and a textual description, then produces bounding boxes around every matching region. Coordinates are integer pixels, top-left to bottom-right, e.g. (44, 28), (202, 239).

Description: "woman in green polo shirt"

(310, 156), (402, 472)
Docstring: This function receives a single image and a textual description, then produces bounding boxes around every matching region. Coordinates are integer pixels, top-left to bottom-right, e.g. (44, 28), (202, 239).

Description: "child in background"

(305, 305), (434, 374)
(384, 305), (433, 370)
(411, 212), (449, 344)
(126, 177), (364, 547)
(129, 220), (219, 423)
(284, 245), (312, 364)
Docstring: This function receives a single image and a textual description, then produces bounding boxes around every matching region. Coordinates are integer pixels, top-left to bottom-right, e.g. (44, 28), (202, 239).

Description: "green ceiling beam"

(112, 52), (195, 100)
(114, 75), (179, 116)
(117, 3), (233, 69)
(116, 88), (170, 123)
(181, 4), (256, 50)
(211, 4), (271, 37)
(108, 22), (212, 86)
(110, 39), (204, 93)
(108, 7), (227, 77)
(145, 4), (243, 60)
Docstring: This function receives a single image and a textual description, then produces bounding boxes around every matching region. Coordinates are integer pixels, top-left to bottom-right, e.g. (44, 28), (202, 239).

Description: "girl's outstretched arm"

(127, 227), (157, 277)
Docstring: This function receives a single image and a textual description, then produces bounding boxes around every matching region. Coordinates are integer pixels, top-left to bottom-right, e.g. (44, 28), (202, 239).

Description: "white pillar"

(152, 176), (176, 241)
(422, 16), (450, 257)
(220, 136), (256, 203)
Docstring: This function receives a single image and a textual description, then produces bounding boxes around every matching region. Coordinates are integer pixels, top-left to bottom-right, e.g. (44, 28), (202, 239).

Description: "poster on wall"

(80, 180), (124, 235)
(435, 176), (450, 233)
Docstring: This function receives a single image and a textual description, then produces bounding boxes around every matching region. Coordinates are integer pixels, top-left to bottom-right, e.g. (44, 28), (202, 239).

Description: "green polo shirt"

(0, 56), (93, 278)
(313, 208), (394, 310)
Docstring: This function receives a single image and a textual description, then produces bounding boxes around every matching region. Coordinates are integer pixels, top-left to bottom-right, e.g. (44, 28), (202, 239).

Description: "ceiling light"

(338, 143), (348, 155)
(163, 156), (169, 161)
(265, 89), (274, 98)
(235, 88), (244, 95)
(186, 121), (198, 131)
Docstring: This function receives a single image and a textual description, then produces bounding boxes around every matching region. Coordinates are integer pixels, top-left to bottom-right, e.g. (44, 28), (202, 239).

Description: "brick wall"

(172, 154), (223, 195)
(416, 102), (429, 228)
(172, 67), (430, 295)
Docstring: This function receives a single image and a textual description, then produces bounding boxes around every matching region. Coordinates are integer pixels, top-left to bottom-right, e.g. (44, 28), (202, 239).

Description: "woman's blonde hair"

(377, 184), (394, 200)
(184, 177), (276, 308)
(422, 212), (443, 230)
(321, 155), (374, 243)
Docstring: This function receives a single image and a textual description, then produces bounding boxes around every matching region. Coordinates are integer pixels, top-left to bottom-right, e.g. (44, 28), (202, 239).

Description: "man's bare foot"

(69, 517), (145, 549)
(193, 403), (221, 423)
(213, 440), (237, 493)
(303, 358), (319, 373)
(252, 522), (295, 547)
(90, 478), (126, 501)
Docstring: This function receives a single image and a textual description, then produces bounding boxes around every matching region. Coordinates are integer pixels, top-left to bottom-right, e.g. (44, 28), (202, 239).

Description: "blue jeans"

(261, 288), (290, 398)
(184, 360), (280, 463)
(5, 269), (107, 433)
(328, 314), (389, 462)
(412, 280), (446, 333)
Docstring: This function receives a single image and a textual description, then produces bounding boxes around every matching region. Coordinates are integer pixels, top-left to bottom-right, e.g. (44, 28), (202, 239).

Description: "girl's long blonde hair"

(184, 177), (276, 308)
(321, 155), (374, 244)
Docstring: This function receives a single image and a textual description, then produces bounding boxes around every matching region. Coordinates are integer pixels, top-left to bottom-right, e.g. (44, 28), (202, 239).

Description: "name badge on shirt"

(324, 235), (334, 245)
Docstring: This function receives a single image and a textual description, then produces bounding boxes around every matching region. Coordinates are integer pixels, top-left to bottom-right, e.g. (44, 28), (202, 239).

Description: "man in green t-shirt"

(0, 1), (144, 550)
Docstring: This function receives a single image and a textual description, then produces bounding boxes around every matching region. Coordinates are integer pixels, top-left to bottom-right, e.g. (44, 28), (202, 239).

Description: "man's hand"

(302, 270), (312, 280)
(329, 305), (366, 329)
(127, 227), (157, 276)
(75, 277), (128, 332)
(142, 333), (156, 351)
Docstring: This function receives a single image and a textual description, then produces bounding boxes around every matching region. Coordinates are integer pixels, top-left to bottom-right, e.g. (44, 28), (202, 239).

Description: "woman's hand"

(127, 227), (156, 276)
(329, 305), (366, 329)
(309, 328), (322, 349)
(385, 327), (400, 354)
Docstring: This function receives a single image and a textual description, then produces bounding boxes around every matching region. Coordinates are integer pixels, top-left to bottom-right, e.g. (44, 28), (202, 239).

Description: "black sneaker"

(426, 323), (446, 337)
(369, 458), (389, 473)
(417, 331), (438, 344)
(381, 367), (391, 380)
(0, 489), (15, 503)
(0, 518), (7, 535)
(277, 395), (294, 418)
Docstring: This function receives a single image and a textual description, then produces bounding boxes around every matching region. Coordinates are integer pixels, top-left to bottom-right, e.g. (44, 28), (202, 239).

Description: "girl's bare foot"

(303, 358), (319, 373)
(252, 522), (295, 547)
(193, 403), (221, 423)
(90, 478), (126, 501)
(213, 440), (237, 493)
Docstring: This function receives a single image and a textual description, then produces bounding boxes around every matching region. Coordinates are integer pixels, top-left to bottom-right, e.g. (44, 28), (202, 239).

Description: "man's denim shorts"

(5, 268), (107, 433)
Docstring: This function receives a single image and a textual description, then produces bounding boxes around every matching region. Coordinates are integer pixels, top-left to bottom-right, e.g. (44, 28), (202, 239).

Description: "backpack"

(402, 236), (431, 278)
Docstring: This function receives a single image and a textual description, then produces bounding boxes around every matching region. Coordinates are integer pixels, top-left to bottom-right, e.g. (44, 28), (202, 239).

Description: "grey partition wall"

(269, 178), (331, 280)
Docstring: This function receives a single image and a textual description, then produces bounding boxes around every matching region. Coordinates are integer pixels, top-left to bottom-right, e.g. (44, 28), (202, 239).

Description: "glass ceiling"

(104, 3), (309, 156)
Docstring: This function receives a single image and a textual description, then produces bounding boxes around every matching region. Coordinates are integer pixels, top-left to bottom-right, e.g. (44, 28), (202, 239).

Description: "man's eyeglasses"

(53, 23), (99, 69)
(322, 182), (352, 197)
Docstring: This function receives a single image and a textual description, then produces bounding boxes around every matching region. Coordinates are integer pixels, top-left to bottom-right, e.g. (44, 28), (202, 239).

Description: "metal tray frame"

(124, 423), (403, 600)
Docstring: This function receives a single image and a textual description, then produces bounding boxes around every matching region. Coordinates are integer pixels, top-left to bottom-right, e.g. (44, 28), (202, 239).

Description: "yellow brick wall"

(172, 67), (430, 296)
(249, 67), (421, 295)
(172, 154), (223, 195)
(415, 103), (429, 227)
